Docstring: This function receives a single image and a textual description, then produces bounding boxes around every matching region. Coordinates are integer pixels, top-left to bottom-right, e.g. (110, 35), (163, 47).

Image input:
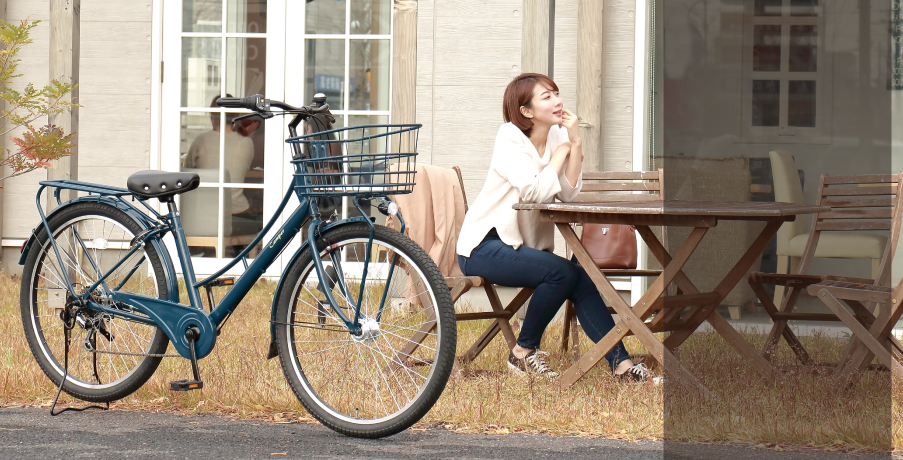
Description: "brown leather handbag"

(579, 224), (638, 269)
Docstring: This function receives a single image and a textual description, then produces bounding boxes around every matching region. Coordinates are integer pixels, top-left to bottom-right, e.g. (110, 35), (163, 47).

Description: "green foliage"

(0, 19), (77, 183)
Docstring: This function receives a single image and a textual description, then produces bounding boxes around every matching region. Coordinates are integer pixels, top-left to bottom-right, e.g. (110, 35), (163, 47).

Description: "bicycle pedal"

(169, 379), (204, 391)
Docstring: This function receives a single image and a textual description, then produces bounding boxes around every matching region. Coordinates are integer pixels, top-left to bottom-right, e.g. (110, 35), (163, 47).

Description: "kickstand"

(50, 307), (109, 416)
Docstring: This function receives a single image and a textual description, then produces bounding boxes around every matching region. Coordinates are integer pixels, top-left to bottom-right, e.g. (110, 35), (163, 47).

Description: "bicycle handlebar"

(215, 93), (332, 118)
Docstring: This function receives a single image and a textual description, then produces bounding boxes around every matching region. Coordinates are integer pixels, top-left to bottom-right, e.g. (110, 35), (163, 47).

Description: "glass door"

(286, 0), (393, 229)
(162, 0), (391, 277)
(162, 0), (286, 276)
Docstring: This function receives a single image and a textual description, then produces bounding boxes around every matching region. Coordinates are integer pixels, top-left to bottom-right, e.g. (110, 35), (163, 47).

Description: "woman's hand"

(559, 108), (582, 146)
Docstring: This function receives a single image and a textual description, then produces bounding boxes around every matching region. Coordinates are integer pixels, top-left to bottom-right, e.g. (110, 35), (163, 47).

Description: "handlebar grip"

(215, 96), (242, 108)
(216, 94), (266, 111)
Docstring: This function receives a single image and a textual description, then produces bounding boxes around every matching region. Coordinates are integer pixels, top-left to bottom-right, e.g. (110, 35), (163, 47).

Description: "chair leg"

(561, 301), (573, 353)
(570, 307), (581, 361)
(871, 258), (881, 283)
(743, 299), (756, 313)
(458, 287), (533, 364)
(727, 305), (741, 320)
(751, 279), (810, 364)
(817, 289), (903, 387)
(773, 255), (789, 307)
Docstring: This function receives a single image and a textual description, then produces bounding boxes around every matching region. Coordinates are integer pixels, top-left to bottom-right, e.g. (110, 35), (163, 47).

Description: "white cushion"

(785, 232), (887, 260)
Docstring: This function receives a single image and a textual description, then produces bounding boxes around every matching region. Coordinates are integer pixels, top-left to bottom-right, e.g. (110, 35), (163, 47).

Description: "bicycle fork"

(307, 198), (401, 336)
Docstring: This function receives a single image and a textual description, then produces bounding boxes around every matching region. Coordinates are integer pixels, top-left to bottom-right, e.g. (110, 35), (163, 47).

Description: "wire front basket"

(287, 124), (420, 198)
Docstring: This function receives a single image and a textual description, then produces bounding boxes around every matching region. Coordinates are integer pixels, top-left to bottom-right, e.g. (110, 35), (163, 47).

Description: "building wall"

(1, 0), (153, 273)
(1, 0), (50, 271)
(603, 0), (636, 172)
(414, 0), (637, 261)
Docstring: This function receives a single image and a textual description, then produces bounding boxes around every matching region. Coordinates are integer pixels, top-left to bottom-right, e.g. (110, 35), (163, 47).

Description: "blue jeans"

(458, 230), (631, 371)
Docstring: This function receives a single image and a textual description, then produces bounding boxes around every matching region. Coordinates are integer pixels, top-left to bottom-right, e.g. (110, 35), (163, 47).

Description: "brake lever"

(309, 103), (336, 124)
(231, 112), (260, 124)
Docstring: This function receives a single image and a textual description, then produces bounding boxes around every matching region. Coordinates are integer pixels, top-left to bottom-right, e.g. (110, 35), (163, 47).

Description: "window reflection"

(789, 25), (817, 72)
(227, 0), (267, 33)
(350, 39), (390, 111)
(753, 25), (782, 72)
(754, 0), (782, 17)
(226, 187), (264, 257)
(306, 0), (346, 34)
(788, 80), (816, 127)
(790, 0), (818, 17)
(351, 0), (391, 35)
(305, 39), (346, 109)
(181, 38), (221, 108)
(226, 38), (267, 98)
(181, 170), (220, 257)
(183, 0), (222, 33)
(752, 80), (780, 127)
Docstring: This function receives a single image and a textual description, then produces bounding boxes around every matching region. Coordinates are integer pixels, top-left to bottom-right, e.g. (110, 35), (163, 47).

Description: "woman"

(456, 73), (659, 383)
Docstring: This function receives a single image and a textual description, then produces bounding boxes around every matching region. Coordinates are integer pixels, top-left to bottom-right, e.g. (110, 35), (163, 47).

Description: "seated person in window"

(184, 94), (256, 216)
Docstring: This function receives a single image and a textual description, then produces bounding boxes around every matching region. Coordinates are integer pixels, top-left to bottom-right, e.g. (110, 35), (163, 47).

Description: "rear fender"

(18, 196), (180, 303)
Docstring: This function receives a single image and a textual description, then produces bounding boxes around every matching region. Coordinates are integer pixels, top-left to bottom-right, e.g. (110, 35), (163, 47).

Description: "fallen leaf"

(495, 428), (510, 435)
(271, 453), (287, 456)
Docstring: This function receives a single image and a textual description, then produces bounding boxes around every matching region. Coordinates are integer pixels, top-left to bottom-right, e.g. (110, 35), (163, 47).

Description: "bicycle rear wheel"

(20, 201), (170, 402)
(274, 223), (456, 438)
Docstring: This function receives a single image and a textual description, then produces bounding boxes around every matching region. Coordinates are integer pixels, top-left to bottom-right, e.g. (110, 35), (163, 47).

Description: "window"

(176, 0), (269, 260)
(302, 0), (393, 225)
(742, 0), (831, 142)
(162, 0), (393, 272)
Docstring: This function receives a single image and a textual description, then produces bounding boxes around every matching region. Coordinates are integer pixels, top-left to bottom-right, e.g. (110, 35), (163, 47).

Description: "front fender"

(266, 217), (371, 359)
(19, 196), (180, 303)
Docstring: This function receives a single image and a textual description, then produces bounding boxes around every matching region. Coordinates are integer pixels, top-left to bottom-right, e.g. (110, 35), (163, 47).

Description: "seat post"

(166, 199), (204, 310)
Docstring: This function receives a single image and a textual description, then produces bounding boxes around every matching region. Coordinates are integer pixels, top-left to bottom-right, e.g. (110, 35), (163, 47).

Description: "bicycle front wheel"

(20, 201), (170, 402)
(274, 223), (456, 438)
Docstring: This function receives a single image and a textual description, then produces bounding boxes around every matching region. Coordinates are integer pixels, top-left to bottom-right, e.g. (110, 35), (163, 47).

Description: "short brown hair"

(502, 73), (559, 137)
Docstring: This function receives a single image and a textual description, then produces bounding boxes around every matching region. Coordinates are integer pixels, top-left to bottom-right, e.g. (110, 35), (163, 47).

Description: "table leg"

(556, 223), (713, 397)
(660, 220), (783, 379)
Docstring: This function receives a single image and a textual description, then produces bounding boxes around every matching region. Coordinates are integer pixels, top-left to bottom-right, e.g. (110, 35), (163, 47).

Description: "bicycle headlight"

(377, 200), (398, 217)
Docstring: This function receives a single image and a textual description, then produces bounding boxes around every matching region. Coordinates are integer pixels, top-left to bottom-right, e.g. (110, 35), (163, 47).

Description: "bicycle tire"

(274, 223), (456, 438)
(20, 201), (170, 402)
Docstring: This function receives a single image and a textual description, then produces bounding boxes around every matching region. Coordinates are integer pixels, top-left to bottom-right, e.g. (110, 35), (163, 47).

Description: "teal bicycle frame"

(21, 125), (411, 363)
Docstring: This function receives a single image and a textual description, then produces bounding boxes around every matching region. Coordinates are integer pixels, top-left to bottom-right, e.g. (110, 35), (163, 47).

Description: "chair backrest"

(770, 151), (808, 248)
(572, 170), (665, 203)
(451, 168), (665, 207)
(797, 172), (903, 285)
(452, 166), (469, 212)
(181, 168), (233, 237)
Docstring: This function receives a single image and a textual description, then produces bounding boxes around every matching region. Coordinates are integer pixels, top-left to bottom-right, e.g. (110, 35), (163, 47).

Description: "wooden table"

(513, 200), (829, 394)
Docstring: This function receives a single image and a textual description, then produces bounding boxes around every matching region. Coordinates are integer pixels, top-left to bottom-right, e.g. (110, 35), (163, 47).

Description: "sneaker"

(617, 363), (664, 385)
(507, 350), (559, 379)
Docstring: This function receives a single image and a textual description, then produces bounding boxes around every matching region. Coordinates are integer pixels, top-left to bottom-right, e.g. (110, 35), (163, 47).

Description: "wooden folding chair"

(749, 173), (903, 364)
(395, 166), (533, 364)
(560, 170), (666, 360)
(445, 167), (534, 363)
(806, 277), (903, 387)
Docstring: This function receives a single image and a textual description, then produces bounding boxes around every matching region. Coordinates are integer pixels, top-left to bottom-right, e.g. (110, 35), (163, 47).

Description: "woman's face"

(521, 83), (563, 127)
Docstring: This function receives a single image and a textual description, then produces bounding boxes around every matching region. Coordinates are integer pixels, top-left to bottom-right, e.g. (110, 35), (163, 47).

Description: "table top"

(513, 200), (828, 219)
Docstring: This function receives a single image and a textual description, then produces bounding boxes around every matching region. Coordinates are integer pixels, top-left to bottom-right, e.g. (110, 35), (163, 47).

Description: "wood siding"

(2, 0), (152, 244)
(416, 0), (587, 206)
(602, 0), (635, 172)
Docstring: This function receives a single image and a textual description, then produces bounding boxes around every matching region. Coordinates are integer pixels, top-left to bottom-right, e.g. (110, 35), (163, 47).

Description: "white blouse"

(456, 122), (583, 257)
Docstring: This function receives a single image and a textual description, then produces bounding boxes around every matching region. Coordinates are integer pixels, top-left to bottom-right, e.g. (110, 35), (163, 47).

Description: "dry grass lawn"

(1, 272), (899, 451)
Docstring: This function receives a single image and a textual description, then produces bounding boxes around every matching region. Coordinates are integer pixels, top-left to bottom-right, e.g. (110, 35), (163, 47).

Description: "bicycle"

(17, 93), (457, 438)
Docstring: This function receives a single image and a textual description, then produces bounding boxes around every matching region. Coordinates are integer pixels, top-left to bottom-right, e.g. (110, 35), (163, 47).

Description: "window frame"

(740, 0), (833, 144)
(161, 0), (395, 277)
(162, 0), (288, 276)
